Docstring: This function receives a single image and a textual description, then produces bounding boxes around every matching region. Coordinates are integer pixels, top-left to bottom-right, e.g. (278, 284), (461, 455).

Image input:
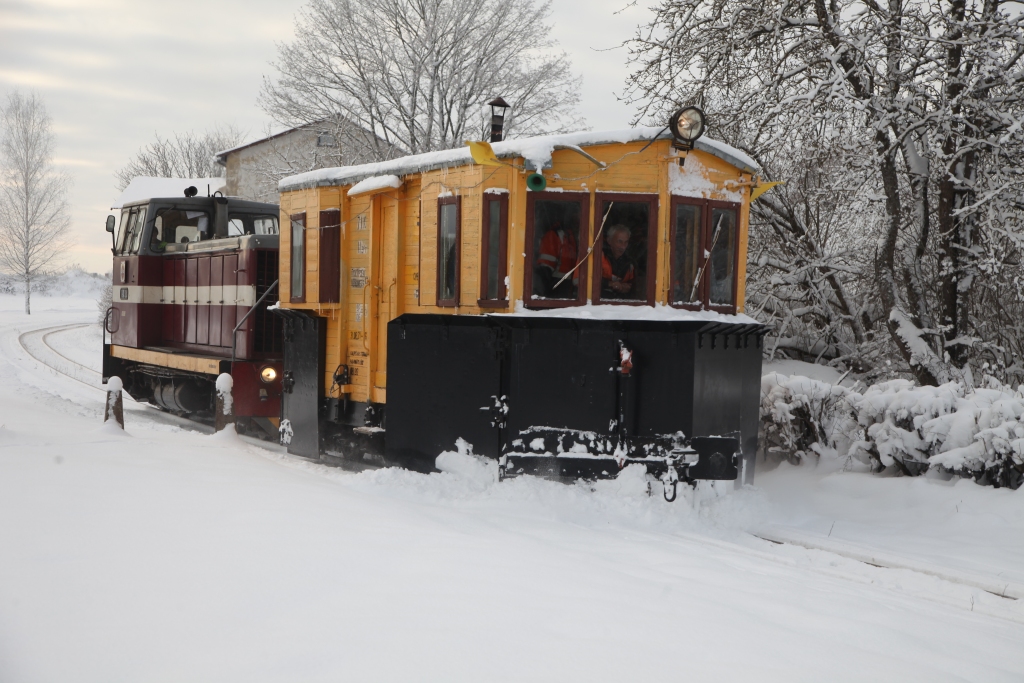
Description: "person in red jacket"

(536, 222), (578, 297)
(601, 224), (635, 299)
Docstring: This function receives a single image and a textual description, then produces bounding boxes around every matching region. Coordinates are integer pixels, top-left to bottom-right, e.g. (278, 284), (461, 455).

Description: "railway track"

(15, 322), (218, 434)
(17, 323), (104, 391)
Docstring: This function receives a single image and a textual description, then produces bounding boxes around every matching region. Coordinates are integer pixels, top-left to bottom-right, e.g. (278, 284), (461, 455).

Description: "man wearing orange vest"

(536, 222), (578, 297)
(601, 224), (636, 299)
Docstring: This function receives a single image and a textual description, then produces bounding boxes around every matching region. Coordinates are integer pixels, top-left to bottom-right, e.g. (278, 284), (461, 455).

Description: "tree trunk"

(24, 275), (30, 315)
(874, 132), (943, 386)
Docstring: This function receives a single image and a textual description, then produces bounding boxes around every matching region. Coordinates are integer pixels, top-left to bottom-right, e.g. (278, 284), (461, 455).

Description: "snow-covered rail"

(756, 525), (1024, 600)
(656, 527), (1024, 625)
(15, 323), (203, 431)
(17, 323), (104, 390)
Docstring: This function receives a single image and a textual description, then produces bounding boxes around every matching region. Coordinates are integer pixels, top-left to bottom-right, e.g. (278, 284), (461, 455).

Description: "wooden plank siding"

(278, 138), (755, 406)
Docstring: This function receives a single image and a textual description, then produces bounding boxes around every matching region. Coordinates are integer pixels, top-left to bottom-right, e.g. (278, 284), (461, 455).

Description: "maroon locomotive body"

(102, 193), (284, 436)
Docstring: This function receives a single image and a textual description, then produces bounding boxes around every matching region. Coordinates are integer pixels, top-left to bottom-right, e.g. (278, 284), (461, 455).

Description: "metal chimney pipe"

(488, 97), (510, 143)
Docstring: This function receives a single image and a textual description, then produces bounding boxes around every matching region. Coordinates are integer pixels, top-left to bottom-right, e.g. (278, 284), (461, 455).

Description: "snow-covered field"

(1, 295), (1022, 682)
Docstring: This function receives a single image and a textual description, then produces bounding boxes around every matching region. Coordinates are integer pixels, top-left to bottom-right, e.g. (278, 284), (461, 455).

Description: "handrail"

(230, 279), (279, 366)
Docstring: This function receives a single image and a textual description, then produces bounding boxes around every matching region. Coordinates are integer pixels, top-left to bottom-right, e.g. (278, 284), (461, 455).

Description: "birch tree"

(626, 0), (1024, 385)
(0, 91), (70, 315)
(261, 0), (584, 157)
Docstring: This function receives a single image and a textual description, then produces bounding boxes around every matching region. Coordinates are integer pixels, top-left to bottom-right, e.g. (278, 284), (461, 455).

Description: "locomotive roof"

(278, 126), (759, 193)
(115, 196), (279, 212)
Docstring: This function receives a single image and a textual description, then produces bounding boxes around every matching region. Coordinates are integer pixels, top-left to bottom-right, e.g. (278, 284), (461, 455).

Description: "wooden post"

(215, 373), (234, 432)
(104, 376), (124, 429)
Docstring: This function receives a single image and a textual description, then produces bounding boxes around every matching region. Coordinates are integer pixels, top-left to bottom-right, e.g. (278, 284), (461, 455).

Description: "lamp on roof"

(488, 97), (510, 143)
(669, 106), (706, 151)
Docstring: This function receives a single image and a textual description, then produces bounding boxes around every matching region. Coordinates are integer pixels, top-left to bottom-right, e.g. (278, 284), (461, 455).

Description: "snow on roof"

(279, 127), (759, 192)
(112, 177), (226, 209)
(348, 174), (403, 196)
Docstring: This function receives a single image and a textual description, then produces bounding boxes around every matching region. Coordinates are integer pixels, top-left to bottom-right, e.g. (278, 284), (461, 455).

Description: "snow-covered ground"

(1, 295), (1022, 682)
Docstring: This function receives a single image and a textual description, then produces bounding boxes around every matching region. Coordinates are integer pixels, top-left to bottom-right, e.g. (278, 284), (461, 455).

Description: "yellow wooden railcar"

(275, 119), (766, 491)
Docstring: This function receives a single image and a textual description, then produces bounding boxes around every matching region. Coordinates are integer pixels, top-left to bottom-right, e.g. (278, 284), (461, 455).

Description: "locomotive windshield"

(149, 208), (211, 251)
(116, 206), (147, 255)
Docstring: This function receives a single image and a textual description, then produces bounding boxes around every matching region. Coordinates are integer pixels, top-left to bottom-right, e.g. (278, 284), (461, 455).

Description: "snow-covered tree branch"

(627, 0), (1024, 386)
(261, 0), (585, 157)
(115, 125), (244, 191)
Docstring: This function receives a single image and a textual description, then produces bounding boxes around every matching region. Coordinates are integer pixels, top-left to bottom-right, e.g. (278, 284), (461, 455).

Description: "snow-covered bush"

(759, 373), (856, 466)
(762, 373), (1024, 489)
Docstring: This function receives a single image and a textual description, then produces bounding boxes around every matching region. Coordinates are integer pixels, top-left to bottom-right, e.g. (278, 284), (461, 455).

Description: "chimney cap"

(488, 97), (511, 109)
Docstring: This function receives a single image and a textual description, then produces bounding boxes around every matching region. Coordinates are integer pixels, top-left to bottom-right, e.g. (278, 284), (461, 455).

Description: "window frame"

(523, 191), (591, 309)
(289, 212), (306, 303)
(669, 196), (741, 314)
(436, 195), (462, 307)
(590, 192), (658, 307)
(478, 192), (509, 308)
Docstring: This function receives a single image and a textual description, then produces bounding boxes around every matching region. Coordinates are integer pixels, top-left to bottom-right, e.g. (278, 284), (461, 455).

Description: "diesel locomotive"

(101, 188), (284, 439)
(103, 110), (769, 498)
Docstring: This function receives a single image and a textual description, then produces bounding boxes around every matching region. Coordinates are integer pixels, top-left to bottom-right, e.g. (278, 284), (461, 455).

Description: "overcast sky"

(0, 0), (657, 274)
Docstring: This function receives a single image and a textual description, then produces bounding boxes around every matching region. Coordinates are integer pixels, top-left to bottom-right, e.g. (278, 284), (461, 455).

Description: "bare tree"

(261, 0), (584, 158)
(626, 0), (1024, 386)
(115, 125), (244, 191)
(0, 91), (71, 315)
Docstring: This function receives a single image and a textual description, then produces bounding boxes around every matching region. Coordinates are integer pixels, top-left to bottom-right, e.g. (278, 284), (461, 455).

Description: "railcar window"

(227, 218), (245, 236)
(670, 199), (739, 311)
(437, 196), (460, 306)
(594, 199), (653, 304)
(150, 209), (210, 251)
(671, 203), (703, 305)
(290, 213), (306, 302)
(531, 200), (582, 301)
(708, 207), (737, 306)
(480, 194), (508, 303)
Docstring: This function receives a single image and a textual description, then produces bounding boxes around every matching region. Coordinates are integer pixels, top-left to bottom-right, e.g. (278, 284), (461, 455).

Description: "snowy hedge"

(760, 373), (1024, 489)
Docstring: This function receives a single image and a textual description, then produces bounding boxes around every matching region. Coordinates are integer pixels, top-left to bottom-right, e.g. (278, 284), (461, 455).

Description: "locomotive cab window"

(479, 192), (509, 306)
(228, 213), (279, 236)
(117, 206), (148, 255)
(525, 192), (589, 307)
(671, 198), (740, 312)
(115, 207), (131, 253)
(593, 195), (656, 305)
(437, 196), (461, 307)
(149, 208), (210, 251)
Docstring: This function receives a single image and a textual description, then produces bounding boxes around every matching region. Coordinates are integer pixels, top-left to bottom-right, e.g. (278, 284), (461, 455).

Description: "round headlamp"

(260, 366), (278, 383)
(669, 106), (706, 145)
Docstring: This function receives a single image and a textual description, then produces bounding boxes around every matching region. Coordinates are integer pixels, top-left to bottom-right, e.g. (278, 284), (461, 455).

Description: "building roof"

(278, 126), (760, 193)
(214, 124), (312, 163)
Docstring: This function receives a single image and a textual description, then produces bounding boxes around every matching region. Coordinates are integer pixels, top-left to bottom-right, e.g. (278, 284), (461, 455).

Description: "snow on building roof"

(278, 127), (759, 193)
(348, 174), (403, 196)
(112, 177), (227, 209)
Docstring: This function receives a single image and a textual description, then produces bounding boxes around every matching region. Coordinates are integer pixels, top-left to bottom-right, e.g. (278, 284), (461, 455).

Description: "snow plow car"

(272, 108), (768, 497)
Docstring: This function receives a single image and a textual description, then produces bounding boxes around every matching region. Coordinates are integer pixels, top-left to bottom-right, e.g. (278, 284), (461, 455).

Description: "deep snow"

(0, 295), (1022, 682)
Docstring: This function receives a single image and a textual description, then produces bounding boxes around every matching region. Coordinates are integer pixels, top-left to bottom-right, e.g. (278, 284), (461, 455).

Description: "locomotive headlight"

(260, 366), (278, 383)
